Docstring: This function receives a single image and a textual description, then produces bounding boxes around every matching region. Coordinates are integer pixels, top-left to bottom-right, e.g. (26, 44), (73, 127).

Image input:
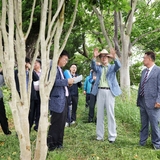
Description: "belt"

(98, 87), (110, 90)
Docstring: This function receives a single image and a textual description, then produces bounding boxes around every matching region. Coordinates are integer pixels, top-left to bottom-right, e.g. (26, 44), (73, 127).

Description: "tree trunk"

(34, 98), (49, 160)
(3, 63), (31, 160)
(120, 35), (130, 93)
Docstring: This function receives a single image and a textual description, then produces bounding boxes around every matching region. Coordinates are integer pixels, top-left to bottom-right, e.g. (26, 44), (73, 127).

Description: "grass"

(1, 90), (160, 160)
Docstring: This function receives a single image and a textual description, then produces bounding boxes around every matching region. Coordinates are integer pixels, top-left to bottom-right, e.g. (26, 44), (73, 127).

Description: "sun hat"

(99, 49), (110, 58)
(100, 49), (109, 54)
(99, 49), (113, 62)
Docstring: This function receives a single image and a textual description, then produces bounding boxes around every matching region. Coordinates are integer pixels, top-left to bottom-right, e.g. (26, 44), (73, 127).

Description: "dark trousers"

(28, 100), (36, 130)
(88, 94), (96, 121)
(47, 98), (67, 147)
(34, 91), (40, 130)
(0, 98), (10, 134)
(66, 95), (71, 124)
(85, 93), (90, 108)
(66, 105), (71, 124)
(71, 96), (78, 122)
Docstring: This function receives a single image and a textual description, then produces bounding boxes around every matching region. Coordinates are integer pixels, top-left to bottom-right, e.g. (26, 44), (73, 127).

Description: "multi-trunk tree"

(0, 0), (78, 159)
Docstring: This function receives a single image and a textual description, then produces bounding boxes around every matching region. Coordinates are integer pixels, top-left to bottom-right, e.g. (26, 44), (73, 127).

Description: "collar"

(147, 64), (155, 72)
(102, 65), (108, 68)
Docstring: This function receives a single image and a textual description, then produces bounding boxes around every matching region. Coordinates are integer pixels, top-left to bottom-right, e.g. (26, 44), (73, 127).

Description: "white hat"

(100, 49), (109, 54)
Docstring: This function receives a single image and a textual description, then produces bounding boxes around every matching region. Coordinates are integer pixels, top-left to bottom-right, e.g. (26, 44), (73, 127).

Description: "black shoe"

(95, 118), (97, 124)
(88, 118), (93, 123)
(57, 145), (63, 149)
(48, 145), (57, 151)
(5, 130), (11, 135)
(34, 126), (38, 132)
(109, 141), (114, 143)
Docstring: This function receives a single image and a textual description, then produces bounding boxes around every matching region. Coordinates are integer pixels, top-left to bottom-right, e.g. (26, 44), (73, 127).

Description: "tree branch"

(132, 28), (160, 46)
(60, 0), (79, 54)
(118, 12), (125, 45)
(48, 0), (53, 25)
(46, 0), (65, 44)
(92, 5), (112, 48)
(1, 0), (9, 58)
(126, 0), (138, 35)
(25, 0), (37, 39)
(113, 11), (121, 58)
(77, 34), (89, 58)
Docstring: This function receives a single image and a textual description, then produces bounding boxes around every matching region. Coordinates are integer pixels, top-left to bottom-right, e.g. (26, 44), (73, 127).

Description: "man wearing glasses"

(91, 48), (121, 143)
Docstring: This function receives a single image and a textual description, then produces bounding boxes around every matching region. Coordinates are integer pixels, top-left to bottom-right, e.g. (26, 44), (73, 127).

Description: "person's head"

(70, 64), (77, 74)
(58, 50), (69, 68)
(143, 51), (155, 68)
(99, 49), (110, 66)
(34, 58), (41, 71)
(25, 57), (30, 64)
(25, 57), (31, 70)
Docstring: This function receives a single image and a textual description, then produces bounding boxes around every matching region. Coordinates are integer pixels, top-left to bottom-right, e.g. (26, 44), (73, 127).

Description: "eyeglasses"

(63, 58), (68, 63)
(100, 55), (108, 58)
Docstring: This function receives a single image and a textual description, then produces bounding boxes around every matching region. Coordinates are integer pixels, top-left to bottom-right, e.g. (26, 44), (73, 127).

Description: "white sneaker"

(96, 137), (104, 141)
(65, 122), (69, 127)
(71, 121), (75, 125)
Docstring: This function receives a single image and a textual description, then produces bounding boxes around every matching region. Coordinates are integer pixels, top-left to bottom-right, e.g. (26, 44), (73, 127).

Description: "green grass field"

(1, 90), (160, 160)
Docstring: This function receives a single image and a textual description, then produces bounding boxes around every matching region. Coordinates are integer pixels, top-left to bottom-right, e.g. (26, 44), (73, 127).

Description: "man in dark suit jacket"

(47, 50), (74, 151)
(137, 51), (160, 150)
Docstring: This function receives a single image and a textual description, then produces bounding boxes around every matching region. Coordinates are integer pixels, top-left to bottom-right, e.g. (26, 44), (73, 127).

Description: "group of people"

(1, 48), (160, 151)
(88, 48), (160, 149)
(47, 51), (83, 151)
(0, 58), (42, 135)
(89, 48), (160, 149)
(47, 48), (122, 151)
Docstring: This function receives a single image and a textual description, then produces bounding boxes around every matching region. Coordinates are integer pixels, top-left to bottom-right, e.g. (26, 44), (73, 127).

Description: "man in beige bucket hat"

(91, 48), (122, 143)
